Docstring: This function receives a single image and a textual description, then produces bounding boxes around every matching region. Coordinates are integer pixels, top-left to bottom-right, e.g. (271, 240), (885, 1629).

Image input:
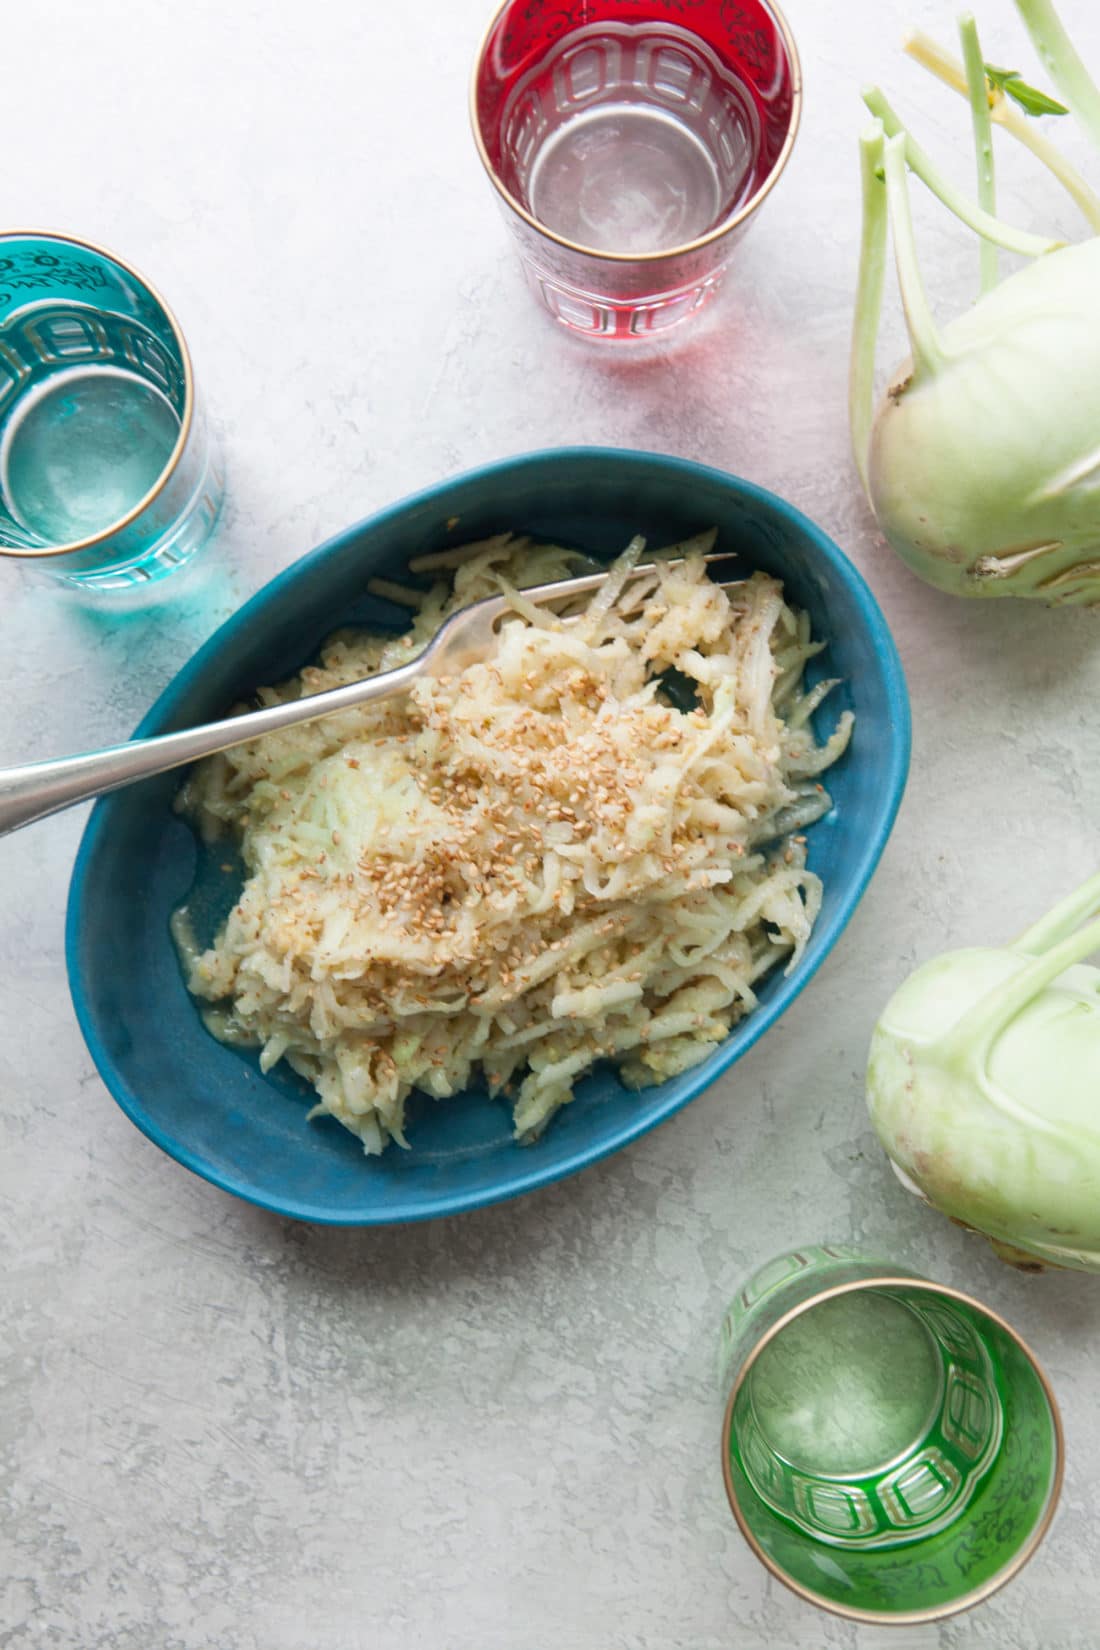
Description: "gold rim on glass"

(719, 1276), (1065, 1627)
(468, 0), (803, 265)
(0, 228), (196, 560)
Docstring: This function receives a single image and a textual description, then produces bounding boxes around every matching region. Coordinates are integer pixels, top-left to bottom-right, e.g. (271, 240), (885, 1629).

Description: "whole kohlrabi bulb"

(866, 874), (1100, 1271)
(868, 240), (1100, 604)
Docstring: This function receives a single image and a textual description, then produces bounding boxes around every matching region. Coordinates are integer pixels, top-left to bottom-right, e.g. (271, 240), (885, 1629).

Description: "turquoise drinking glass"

(718, 1244), (1063, 1624)
(0, 231), (223, 590)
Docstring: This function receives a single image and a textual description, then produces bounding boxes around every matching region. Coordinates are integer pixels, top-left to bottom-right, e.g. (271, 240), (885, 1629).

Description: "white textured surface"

(3, 2), (1100, 1646)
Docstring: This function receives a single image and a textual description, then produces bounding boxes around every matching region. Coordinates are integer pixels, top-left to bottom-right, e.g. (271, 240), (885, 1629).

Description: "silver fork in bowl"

(0, 555), (741, 835)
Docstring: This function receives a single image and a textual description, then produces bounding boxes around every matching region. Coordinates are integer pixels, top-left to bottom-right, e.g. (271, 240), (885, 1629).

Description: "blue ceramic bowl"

(67, 450), (909, 1224)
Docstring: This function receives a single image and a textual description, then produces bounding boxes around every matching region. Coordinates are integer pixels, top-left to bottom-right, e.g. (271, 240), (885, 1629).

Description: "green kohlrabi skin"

(868, 238), (1100, 603)
(867, 941), (1100, 1271)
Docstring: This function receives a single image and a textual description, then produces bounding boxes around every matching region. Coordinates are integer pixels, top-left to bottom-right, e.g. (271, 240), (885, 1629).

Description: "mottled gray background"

(3, 2), (1099, 1646)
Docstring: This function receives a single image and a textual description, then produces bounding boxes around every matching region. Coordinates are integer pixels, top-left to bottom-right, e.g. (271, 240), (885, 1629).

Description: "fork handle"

(0, 657), (422, 837)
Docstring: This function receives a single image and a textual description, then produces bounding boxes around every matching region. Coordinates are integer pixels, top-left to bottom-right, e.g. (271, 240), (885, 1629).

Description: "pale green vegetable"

(867, 872), (1100, 1272)
(851, 0), (1100, 604)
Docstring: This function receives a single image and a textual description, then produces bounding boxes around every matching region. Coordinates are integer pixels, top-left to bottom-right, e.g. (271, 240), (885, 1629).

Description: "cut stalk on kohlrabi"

(851, 0), (1100, 604)
(867, 872), (1100, 1271)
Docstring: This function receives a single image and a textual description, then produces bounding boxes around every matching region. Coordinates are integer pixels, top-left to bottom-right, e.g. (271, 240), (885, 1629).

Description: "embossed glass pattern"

(471, 0), (801, 339)
(719, 1246), (1063, 1623)
(0, 232), (223, 590)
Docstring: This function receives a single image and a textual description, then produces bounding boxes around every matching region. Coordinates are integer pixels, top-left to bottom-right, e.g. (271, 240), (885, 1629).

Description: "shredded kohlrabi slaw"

(173, 533), (852, 1154)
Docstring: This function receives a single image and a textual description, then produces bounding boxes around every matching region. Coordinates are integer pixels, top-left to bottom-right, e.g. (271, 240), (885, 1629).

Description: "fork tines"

(521, 549), (739, 608)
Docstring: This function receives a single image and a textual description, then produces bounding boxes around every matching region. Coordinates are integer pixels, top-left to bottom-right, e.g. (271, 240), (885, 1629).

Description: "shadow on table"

(219, 1128), (673, 1295)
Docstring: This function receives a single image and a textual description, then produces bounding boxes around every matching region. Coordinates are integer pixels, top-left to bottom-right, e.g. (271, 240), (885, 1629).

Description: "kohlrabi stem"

(959, 13), (998, 292)
(938, 910), (1100, 1074)
(863, 86), (1064, 257)
(1015, 0), (1100, 152)
(1013, 870), (1100, 955)
(882, 134), (947, 377)
(850, 123), (889, 498)
(905, 29), (1100, 230)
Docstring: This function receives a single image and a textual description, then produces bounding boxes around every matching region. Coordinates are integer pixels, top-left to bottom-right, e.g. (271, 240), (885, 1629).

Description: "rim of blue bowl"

(66, 448), (911, 1224)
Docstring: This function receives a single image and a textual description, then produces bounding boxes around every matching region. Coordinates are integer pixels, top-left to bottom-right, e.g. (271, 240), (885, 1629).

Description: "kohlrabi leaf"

(984, 62), (1070, 117)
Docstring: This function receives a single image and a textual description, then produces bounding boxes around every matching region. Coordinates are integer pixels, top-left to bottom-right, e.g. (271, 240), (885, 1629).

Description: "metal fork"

(0, 555), (739, 835)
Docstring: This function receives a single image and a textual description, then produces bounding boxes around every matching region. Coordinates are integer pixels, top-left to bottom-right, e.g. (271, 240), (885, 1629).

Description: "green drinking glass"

(718, 1244), (1063, 1624)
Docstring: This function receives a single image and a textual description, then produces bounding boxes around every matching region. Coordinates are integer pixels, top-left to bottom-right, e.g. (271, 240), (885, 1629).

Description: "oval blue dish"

(66, 449), (910, 1224)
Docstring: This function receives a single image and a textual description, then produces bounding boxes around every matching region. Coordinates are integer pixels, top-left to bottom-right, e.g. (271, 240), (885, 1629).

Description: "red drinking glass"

(470, 0), (801, 341)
